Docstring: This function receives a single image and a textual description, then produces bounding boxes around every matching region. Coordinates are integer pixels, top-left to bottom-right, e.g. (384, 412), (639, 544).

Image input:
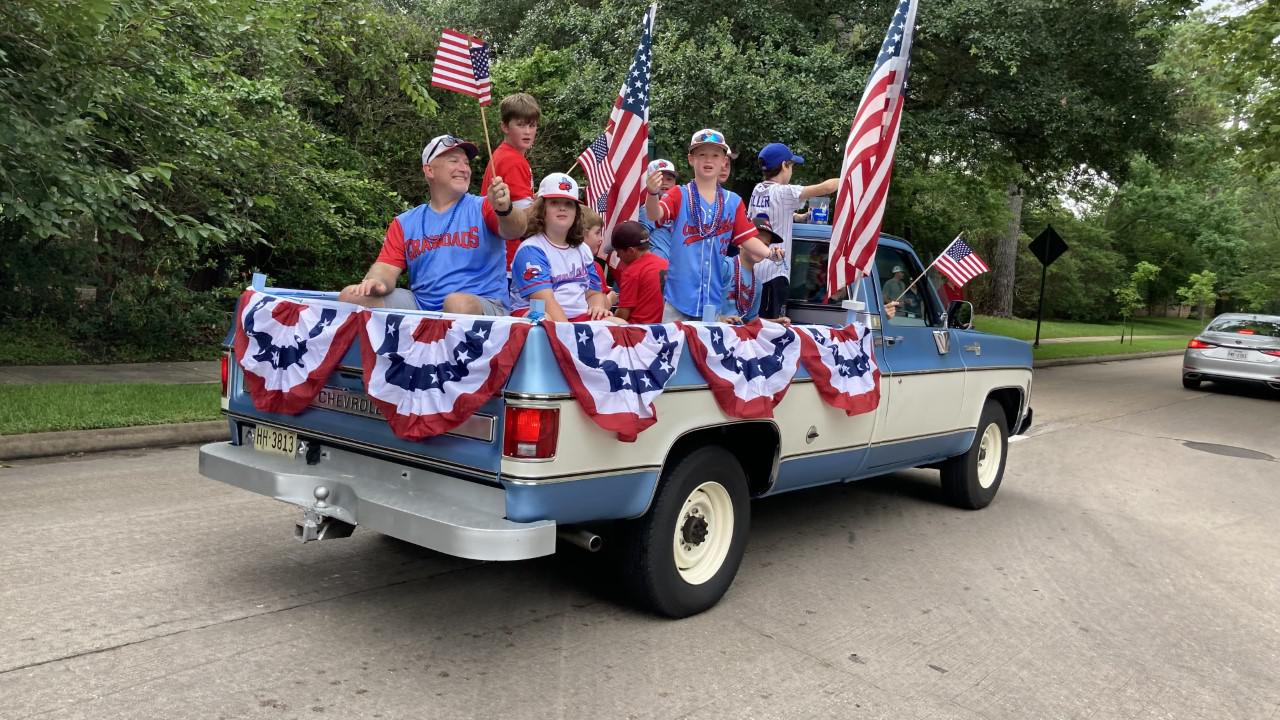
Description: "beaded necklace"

(732, 258), (756, 316)
(685, 181), (725, 241)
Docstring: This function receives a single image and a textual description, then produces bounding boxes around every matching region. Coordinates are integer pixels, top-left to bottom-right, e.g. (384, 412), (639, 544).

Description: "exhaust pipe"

(557, 528), (603, 553)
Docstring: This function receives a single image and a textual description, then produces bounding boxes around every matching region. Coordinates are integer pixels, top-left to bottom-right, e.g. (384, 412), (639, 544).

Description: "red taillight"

(1237, 329), (1256, 335)
(1262, 349), (1280, 358)
(220, 353), (229, 397)
(503, 406), (559, 459)
(1187, 338), (1216, 349)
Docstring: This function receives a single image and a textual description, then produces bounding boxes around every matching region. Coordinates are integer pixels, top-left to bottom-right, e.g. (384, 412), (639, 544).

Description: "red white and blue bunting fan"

(795, 323), (881, 416)
(233, 289), (361, 415)
(543, 321), (685, 441)
(681, 319), (801, 418)
(360, 313), (532, 440)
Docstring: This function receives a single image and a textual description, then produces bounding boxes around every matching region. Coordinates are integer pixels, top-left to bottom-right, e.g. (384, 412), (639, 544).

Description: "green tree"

(1177, 269), (1218, 321)
(1113, 261), (1161, 342)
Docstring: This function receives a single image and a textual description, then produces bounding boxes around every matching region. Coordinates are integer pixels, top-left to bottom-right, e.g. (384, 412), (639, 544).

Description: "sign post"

(1027, 225), (1068, 348)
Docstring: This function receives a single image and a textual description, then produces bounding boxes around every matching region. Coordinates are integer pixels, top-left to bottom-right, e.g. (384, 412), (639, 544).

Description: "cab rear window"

(1208, 318), (1280, 337)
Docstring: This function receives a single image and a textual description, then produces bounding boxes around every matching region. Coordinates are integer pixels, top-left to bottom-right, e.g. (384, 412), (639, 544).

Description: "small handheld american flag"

(933, 235), (990, 287)
(430, 29), (492, 106)
(576, 133), (613, 214)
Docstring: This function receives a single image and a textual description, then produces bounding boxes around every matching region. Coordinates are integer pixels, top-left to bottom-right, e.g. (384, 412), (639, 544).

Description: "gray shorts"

(384, 288), (507, 316)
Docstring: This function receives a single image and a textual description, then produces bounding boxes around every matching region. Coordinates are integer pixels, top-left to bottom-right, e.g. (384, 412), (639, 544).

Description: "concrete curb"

(0, 351), (1183, 460)
(1033, 349), (1183, 369)
(0, 420), (227, 461)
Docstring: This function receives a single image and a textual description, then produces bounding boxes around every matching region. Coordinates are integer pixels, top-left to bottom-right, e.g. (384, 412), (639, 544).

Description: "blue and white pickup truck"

(200, 228), (1033, 617)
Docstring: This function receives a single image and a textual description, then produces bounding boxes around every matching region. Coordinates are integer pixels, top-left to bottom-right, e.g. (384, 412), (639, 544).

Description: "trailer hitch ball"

(313, 485), (330, 508)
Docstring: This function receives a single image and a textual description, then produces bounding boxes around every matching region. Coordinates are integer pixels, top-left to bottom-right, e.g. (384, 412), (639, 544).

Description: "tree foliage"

(0, 0), (1276, 361)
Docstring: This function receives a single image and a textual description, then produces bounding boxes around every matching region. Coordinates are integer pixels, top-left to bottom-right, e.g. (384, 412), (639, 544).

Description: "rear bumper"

(1183, 350), (1280, 388)
(198, 441), (556, 561)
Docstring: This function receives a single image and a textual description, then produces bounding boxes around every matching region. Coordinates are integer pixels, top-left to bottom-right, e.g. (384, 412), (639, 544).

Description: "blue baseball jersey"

(640, 216), (674, 260)
(375, 194), (508, 311)
(510, 234), (603, 318)
(654, 184), (757, 317)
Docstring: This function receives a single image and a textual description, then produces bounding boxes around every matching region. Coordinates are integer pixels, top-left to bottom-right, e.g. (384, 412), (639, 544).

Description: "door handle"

(874, 335), (905, 347)
(964, 342), (982, 355)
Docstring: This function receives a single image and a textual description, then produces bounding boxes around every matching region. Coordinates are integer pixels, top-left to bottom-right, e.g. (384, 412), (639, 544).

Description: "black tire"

(940, 399), (1008, 510)
(1182, 376), (1201, 389)
(619, 446), (750, 618)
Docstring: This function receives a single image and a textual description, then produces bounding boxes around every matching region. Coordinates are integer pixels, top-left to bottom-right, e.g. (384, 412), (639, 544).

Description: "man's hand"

(488, 174), (512, 213)
(350, 278), (389, 297)
(884, 300), (900, 319)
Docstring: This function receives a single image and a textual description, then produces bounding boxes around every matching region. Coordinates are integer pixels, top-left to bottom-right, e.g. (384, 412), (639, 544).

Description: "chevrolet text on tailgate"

(200, 231), (1033, 618)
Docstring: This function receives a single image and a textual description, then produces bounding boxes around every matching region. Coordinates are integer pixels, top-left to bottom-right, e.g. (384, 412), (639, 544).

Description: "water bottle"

(809, 196), (830, 224)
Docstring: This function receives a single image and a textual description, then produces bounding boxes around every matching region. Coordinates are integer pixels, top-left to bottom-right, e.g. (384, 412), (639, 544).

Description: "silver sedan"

(1182, 313), (1280, 392)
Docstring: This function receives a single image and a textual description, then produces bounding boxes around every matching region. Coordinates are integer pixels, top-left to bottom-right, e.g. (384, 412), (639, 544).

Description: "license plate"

(253, 424), (298, 457)
(1227, 349), (1248, 361)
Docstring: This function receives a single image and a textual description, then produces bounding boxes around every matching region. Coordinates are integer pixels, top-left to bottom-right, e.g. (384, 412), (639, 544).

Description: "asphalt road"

(3, 355), (1279, 720)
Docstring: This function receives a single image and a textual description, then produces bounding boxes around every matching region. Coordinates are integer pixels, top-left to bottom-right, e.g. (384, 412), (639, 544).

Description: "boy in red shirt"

(480, 93), (540, 267)
(612, 221), (669, 324)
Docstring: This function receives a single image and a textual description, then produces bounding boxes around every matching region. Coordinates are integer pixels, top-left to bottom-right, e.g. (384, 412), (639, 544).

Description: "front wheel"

(939, 399), (1008, 509)
(620, 446), (750, 618)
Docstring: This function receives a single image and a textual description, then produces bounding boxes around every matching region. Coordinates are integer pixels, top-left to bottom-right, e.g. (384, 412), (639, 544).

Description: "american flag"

(429, 29), (492, 106)
(577, 134), (613, 213)
(597, 4), (655, 250)
(933, 235), (989, 286)
(826, 0), (919, 299)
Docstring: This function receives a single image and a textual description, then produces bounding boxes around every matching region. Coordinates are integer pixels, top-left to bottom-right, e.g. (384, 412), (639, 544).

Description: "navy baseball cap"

(758, 143), (804, 172)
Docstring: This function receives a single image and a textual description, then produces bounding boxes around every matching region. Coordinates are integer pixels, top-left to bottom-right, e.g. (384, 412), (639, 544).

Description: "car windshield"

(1207, 318), (1280, 338)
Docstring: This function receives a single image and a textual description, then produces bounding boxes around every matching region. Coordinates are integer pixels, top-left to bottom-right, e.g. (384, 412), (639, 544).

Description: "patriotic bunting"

(680, 319), (802, 419)
(795, 323), (881, 417)
(543, 321), (684, 441)
(360, 313), (531, 440)
(233, 289), (361, 415)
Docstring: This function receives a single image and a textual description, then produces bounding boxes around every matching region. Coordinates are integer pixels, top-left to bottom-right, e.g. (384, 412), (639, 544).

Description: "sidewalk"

(1034, 334), (1186, 345)
(0, 361), (219, 385)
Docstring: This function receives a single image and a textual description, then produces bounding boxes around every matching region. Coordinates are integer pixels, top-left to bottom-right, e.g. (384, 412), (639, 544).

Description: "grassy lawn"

(0, 383), (221, 435)
(975, 314), (1205, 341)
(1032, 337), (1189, 361)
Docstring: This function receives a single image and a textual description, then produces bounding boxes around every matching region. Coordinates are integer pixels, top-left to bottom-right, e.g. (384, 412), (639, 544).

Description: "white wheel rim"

(976, 423), (1003, 489)
(672, 481), (734, 586)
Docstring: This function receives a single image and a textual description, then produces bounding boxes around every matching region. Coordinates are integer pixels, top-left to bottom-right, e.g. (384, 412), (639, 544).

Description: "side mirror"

(947, 300), (975, 330)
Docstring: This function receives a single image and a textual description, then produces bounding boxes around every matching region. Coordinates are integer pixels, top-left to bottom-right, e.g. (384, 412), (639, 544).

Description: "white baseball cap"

(647, 159), (677, 177)
(422, 134), (478, 165)
(537, 172), (583, 203)
(688, 128), (732, 154)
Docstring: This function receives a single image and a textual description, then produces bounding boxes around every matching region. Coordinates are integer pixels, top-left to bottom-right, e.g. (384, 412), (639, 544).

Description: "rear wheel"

(1182, 376), (1201, 389)
(620, 446), (750, 618)
(940, 400), (1008, 510)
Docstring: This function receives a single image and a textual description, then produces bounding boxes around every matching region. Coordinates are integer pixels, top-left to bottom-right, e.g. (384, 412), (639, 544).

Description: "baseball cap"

(647, 159), (677, 177)
(758, 142), (805, 172)
(536, 172), (583, 203)
(422, 134), (479, 165)
(753, 214), (782, 245)
(688, 128), (732, 154)
(891, 265), (904, 273)
(611, 221), (650, 249)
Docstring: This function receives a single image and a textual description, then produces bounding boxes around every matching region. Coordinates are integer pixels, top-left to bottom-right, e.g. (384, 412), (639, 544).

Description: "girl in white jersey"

(511, 173), (623, 323)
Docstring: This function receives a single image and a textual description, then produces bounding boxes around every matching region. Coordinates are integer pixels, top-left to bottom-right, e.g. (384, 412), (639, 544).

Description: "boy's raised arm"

(799, 177), (840, 201)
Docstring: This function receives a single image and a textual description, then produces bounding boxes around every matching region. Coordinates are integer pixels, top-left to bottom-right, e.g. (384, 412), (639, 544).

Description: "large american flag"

(596, 4), (655, 249)
(933, 235), (990, 286)
(429, 29), (492, 106)
(827, 0), (919, 299)
(577, 133), (612, 213)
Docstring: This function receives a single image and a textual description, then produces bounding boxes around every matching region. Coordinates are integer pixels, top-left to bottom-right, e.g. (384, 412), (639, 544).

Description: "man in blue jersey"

(339, 135), (528, 314)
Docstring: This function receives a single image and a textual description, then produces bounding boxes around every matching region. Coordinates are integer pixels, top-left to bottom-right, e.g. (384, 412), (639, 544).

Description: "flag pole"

(892, 232), (962, 304)
(478, 104), (494, 160)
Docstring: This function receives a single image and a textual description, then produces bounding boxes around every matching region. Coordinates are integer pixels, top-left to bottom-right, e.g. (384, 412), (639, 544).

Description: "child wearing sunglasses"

(644, 128), (784, 321)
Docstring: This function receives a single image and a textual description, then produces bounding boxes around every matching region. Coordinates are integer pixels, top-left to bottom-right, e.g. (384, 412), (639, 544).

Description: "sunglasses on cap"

(692, 130), (725, 145)
(423, 135), (478, 163)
